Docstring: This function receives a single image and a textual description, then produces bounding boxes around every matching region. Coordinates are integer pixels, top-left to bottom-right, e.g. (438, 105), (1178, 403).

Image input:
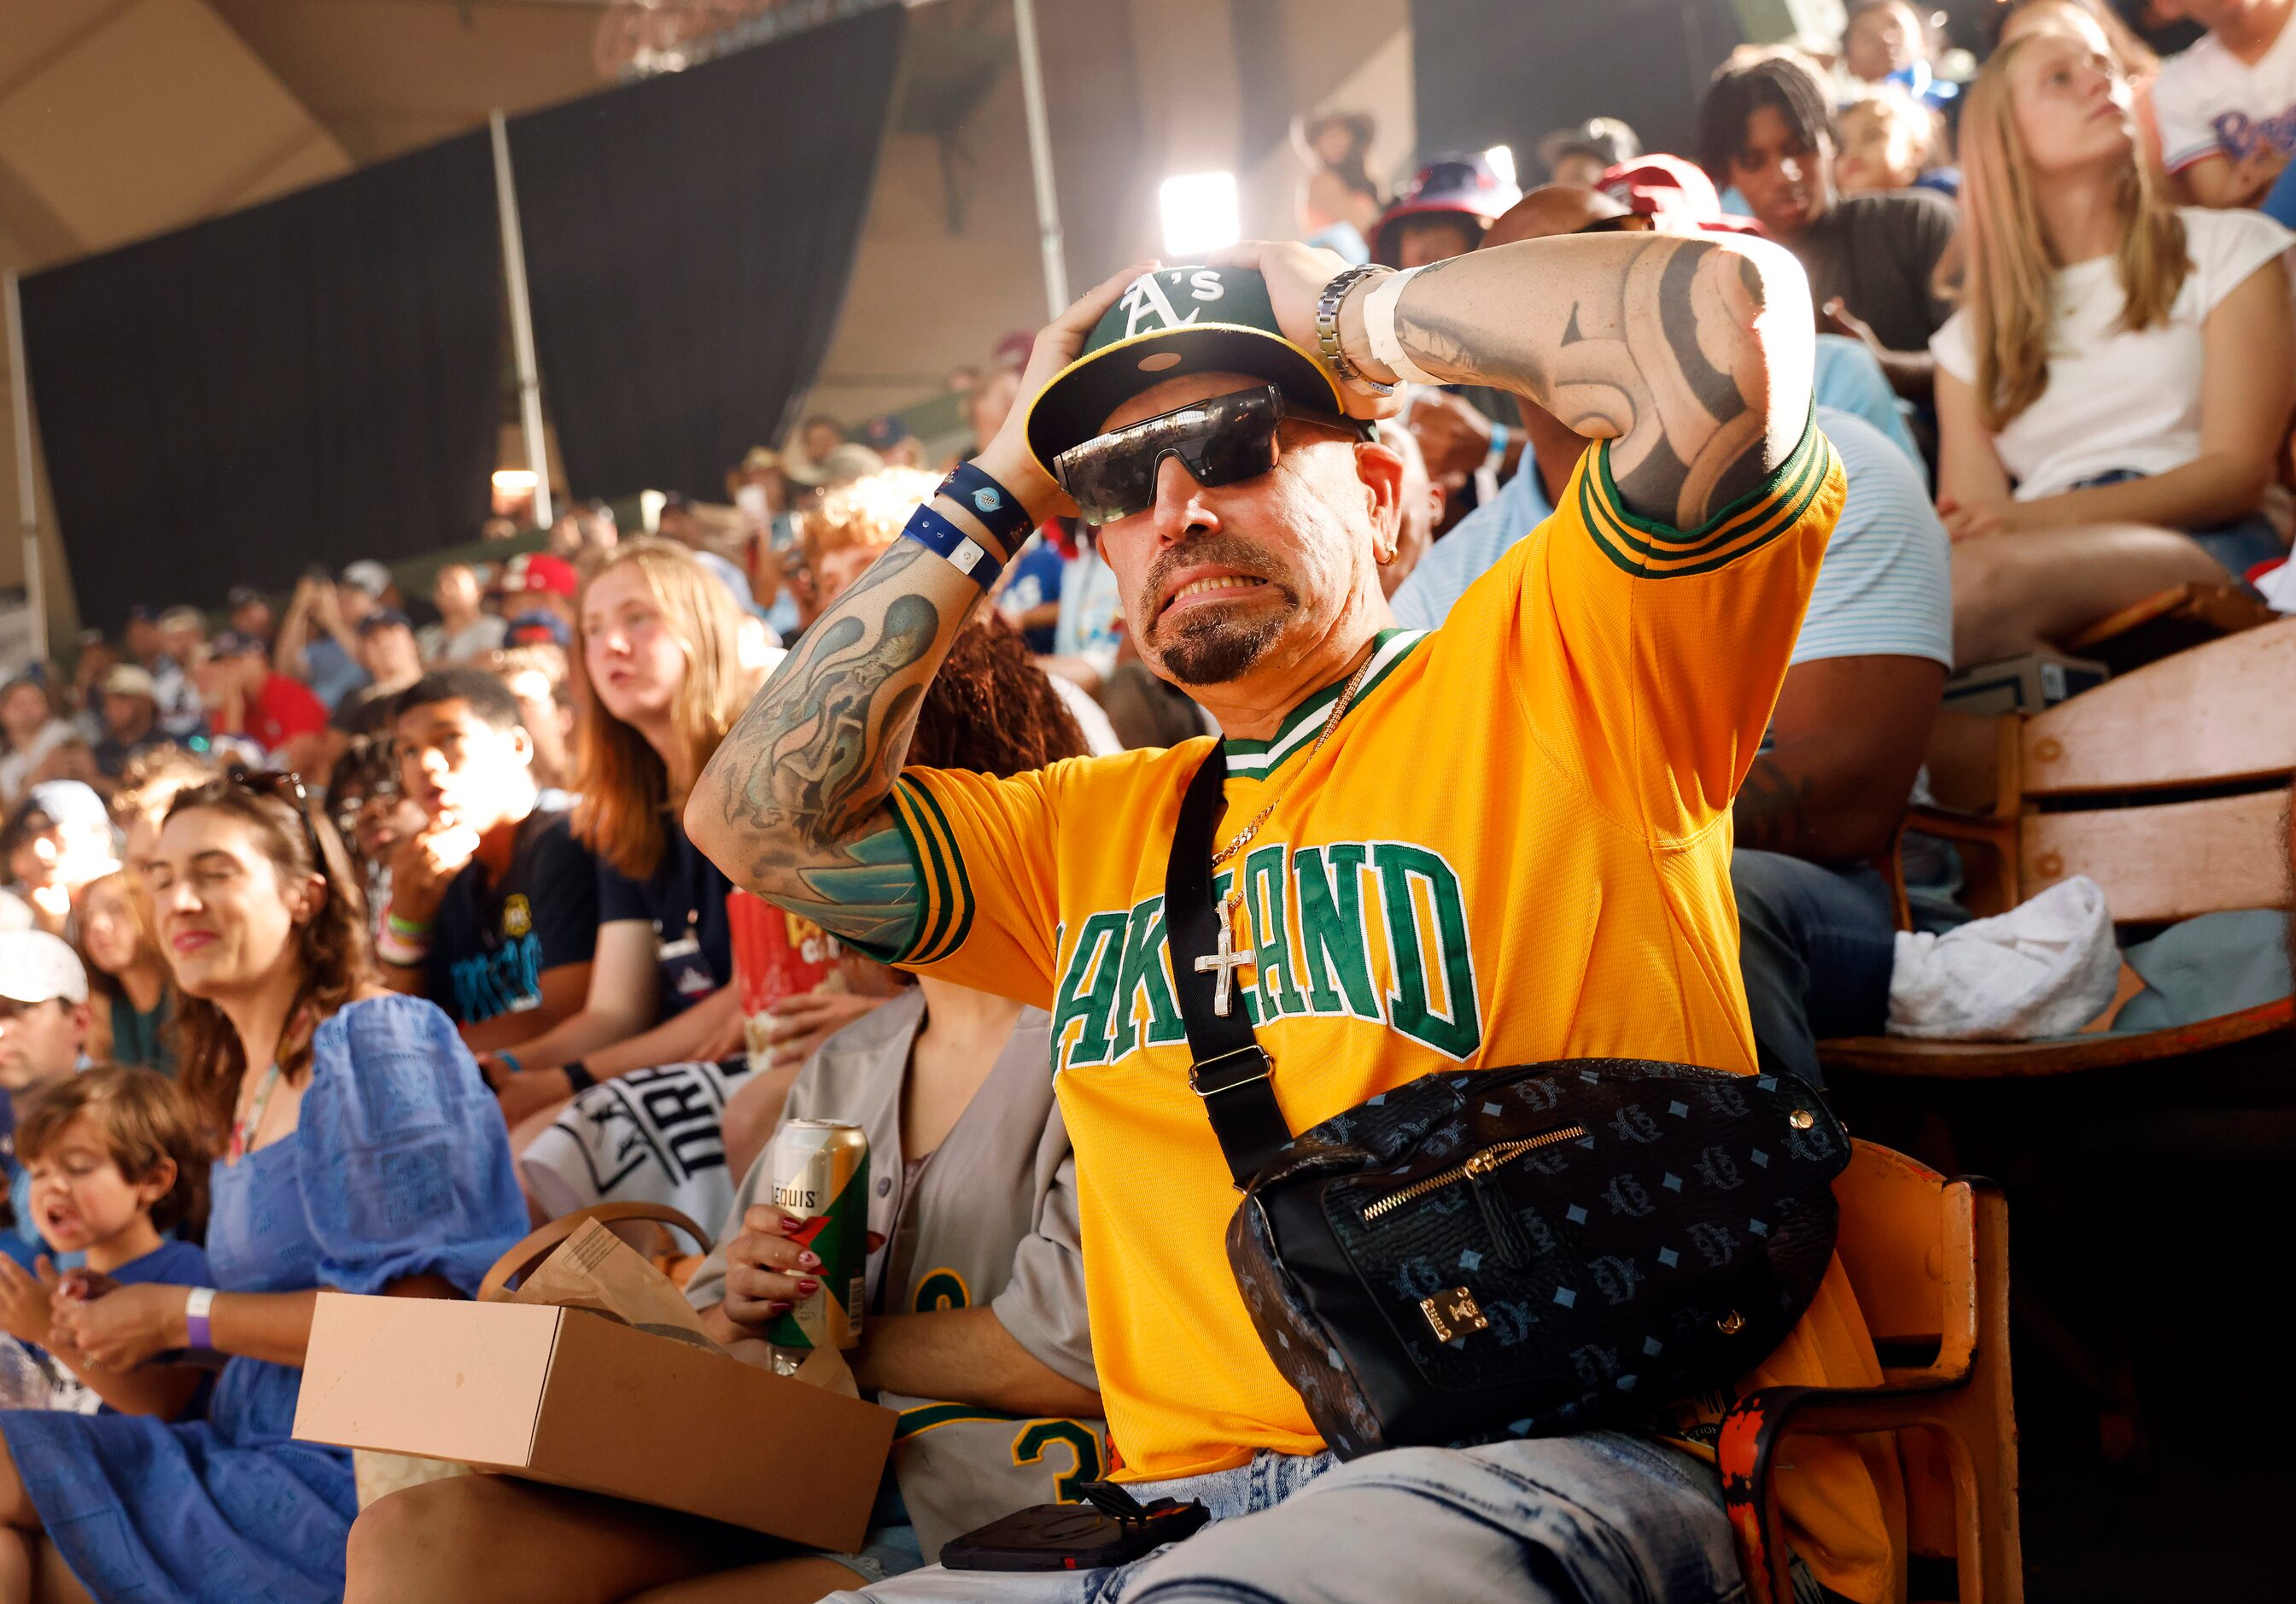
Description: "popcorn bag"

(295, 1203), (891, 1548)
(728, 889), (843, 1073)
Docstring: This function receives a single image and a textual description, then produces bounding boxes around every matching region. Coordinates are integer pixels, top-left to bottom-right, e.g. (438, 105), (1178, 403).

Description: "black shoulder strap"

(1164, 743), (1293, 1188)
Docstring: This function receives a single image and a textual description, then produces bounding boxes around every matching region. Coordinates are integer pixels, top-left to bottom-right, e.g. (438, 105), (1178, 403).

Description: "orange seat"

(1722, 1141), (2021, 1604)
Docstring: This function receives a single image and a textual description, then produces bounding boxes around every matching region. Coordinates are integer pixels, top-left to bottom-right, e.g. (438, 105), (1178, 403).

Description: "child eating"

(0, 1067), (210, 1414)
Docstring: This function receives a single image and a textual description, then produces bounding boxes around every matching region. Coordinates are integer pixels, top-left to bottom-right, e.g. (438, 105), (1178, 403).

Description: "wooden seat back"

(1911, 622), (2296, 922)
(2023, 620), (2296, 797)
(2064, 581), (2275, 676)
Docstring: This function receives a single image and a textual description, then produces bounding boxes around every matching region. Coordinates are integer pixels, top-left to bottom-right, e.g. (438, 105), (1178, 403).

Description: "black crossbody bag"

(1165, 744), (1851, 1459)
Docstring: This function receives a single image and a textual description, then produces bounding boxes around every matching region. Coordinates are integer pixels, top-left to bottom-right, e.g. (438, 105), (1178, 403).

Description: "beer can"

(762, 1118), (868, 1352)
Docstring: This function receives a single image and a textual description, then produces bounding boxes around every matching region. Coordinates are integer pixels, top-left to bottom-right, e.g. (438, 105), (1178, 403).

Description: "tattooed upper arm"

(1391, 234), (1813, 529)
(686, 536), (973, 955)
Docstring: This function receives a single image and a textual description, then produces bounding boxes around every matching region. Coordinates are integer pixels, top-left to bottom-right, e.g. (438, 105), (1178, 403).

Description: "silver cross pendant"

(1195, 894), (1254, 1018)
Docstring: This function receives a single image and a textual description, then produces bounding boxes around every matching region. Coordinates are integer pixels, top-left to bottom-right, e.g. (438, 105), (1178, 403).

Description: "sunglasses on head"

(1055, 383), (1371, 528)
(225, 765), (329, 886)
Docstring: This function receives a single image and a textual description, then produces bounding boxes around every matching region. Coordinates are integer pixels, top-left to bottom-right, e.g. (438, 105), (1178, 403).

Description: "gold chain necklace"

(1212, 642), (1378, 870)
(1198, 645), (1381, 1018)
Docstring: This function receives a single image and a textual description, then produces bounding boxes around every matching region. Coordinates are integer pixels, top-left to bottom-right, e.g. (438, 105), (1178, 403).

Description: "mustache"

(1140, 535), (1294, 634)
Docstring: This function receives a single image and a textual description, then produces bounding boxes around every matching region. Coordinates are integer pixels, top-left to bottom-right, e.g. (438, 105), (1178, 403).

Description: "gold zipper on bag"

(1360, 1126), (1588, 1223)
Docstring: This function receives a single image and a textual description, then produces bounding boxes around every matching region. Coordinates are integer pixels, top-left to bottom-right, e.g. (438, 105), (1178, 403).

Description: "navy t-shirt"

(426, 810), (601, 1028)
(597, 811), (733, 1016)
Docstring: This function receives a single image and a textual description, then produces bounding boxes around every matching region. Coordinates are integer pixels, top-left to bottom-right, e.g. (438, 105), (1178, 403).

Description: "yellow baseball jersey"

(871, 423), (1898, 1603)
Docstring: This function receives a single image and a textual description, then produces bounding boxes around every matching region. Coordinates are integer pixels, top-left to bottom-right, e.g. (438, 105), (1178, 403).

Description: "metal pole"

(3, 272), (45, 664)
(1010, 0), (1069, 318)
(489, 110), (554, 530)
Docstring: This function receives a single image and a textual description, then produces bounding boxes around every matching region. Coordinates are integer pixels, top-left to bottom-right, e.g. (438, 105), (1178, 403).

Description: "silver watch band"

(1315, 266), (1397, 397)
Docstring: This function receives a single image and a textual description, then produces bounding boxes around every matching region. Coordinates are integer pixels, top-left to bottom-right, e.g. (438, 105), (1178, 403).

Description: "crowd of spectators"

(0, 1), (2289, 1599)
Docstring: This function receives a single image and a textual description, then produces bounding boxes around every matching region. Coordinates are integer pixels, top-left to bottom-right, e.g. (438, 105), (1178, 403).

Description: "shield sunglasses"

(1055, 383), (1372, 527)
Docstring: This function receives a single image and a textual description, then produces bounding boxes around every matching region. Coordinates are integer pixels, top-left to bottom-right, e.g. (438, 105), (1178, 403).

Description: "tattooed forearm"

(1732, 755), (1819, 858)
(1385, 234), (1810, 528)
(688, 534), (981, 952)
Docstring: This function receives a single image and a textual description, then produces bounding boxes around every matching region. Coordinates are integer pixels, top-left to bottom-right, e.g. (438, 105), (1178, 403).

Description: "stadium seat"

(2062, 581), (2274, 677)
(1829, 619), (2296, 1080)
(1721, 1141), (2021, 1604)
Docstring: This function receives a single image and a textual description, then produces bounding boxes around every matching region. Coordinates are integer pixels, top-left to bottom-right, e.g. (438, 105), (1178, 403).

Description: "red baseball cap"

(1598, 155), (1761, 235)
(504, 553), (579, 597)
(1371, 154), (1523, 266)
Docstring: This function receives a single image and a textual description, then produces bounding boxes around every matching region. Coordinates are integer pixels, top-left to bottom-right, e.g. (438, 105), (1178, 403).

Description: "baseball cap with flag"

(1024, 266), (1348, 478)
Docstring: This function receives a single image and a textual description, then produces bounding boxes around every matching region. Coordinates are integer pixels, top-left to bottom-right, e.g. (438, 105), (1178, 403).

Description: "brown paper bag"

(495, 1219), (722, 1350)
(483, 1203), (862, 1395)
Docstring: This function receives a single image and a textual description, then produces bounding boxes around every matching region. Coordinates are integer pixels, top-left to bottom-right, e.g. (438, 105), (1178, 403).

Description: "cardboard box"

(294, 1292), (894, 1552)
(1943, 651), (2108, 716)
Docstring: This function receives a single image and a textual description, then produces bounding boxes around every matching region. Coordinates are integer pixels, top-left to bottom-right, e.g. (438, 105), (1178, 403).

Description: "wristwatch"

(1315, 266), (1397, 398)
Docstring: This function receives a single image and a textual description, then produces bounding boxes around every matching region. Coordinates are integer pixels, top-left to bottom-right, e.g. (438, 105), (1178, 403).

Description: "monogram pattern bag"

(1166, 745), (1849, 1459)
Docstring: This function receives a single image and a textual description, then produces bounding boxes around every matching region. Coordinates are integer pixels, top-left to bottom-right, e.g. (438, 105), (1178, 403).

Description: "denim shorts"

(2070, 469), (2290, 583)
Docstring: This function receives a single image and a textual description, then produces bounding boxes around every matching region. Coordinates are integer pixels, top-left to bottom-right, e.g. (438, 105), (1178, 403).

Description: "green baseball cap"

(1024, 266), (1347, 477)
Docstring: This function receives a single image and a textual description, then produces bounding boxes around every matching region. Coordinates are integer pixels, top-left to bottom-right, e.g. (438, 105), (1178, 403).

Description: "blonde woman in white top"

(1932, 24), (2295, 666)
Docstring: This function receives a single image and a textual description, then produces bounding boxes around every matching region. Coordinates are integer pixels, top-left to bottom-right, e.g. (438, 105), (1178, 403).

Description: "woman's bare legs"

(1950, 523), (2230, 666)
(346, 1476), (753, 1604)
(627, 1556), (871, 1603)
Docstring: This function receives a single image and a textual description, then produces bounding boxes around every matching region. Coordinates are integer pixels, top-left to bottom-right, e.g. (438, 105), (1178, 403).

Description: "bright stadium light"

(1160, 172), (1241, 258)
(1484, 144), (1517, 189)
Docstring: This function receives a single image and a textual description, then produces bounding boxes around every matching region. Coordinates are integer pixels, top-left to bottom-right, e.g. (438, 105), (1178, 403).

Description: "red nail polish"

(797, 1279), (819, 1296)
(798, 1251), (821, 1269)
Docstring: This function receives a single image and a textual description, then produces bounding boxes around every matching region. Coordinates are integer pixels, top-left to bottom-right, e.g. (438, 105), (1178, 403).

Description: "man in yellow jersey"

(690, 234), (1900, 1602)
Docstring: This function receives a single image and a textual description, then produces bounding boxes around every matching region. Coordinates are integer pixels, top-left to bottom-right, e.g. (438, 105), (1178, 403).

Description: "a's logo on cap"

(1119, 268), (1229, 339)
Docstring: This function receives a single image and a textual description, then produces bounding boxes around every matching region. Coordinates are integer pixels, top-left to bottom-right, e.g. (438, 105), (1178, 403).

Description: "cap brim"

(1371, 199), (1502, 266)
(1025, 324), (1346, 477)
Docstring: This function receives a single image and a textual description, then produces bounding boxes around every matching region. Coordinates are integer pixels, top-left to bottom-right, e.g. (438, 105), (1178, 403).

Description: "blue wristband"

(902, 504), (1006, 593)
(939, 462), (1032, 550)
(1482, 420), (1511, 478)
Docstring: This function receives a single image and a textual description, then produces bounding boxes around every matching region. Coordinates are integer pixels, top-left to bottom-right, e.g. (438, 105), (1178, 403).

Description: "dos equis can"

(762, 1119), (868, 1351)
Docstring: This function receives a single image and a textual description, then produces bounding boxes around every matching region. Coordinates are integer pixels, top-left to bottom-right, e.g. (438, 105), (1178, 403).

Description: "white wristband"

(1363, 266), (1444, 387)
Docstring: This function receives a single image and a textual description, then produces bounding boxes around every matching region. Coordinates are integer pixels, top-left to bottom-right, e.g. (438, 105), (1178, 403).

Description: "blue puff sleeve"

(294, 994), (529, 1297)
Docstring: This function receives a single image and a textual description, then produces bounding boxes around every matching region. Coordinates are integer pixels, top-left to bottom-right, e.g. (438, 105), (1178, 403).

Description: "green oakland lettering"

(1243, 845), (1308, 1021)
(1107, 895), (1185, 1059)
(1049, 841), (1481, 1072)
(1293, 843), (1381, 1021)
(1373, 843), (1481, 1058)
(1049, 912), (1127, 1068)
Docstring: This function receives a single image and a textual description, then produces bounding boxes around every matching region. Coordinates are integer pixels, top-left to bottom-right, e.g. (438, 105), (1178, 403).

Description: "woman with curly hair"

(0, 771), (528, 1602)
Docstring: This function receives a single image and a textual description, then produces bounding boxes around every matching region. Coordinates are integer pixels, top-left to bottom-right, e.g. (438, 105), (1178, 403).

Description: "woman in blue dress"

(0, 770), (529, 1601)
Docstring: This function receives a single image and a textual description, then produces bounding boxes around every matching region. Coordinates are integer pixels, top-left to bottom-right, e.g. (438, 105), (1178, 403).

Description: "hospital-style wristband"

(902, 504), (1005, 594)
(1482, 420), (1512, 477)
(1362, 265), (1445, 387)
(938, 462), (1032, 553)
(184, 1286), (217, 1351)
